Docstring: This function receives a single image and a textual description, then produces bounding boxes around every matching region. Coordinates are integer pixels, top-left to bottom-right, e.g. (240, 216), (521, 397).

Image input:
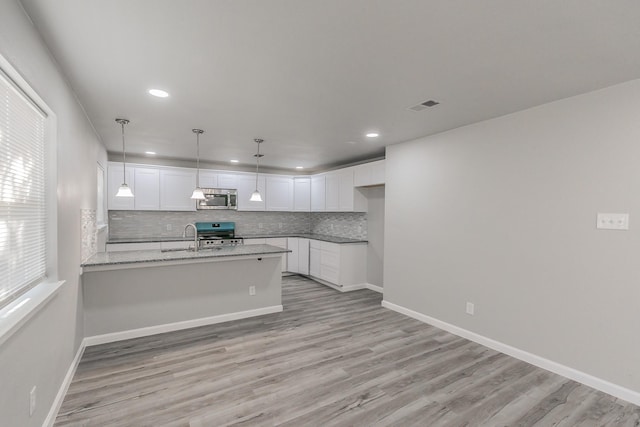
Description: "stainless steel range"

(194, 222), (243, 248)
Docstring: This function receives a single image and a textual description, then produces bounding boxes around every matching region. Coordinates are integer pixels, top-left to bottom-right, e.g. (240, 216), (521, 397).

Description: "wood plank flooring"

(56, 275), (640, 426)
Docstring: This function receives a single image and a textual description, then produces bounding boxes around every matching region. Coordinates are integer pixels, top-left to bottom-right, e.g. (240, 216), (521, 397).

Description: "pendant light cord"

(255, 140), (261, 190)
(116, 118), (130, 185)
(196, 132), (200, 188)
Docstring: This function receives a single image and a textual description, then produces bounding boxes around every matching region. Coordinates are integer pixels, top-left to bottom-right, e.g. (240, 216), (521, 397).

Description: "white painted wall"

(384, 79), (640, 396)
(0, 1), (106, 426)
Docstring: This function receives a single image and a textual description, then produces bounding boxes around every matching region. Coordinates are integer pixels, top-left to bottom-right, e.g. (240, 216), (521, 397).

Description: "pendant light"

(249, 138), (264, 202)
(190, 128), (206, 200)
(114, 118), (134, 198)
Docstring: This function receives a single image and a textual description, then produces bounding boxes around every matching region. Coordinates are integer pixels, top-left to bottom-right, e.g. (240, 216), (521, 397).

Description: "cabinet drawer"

(320, 265), (340, 285)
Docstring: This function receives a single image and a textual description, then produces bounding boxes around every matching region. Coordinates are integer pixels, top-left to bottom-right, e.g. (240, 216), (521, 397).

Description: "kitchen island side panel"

(83, 256), (282, 337)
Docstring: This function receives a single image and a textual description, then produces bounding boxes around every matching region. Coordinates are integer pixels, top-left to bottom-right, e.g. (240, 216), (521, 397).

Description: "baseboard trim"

(84, 305), (283, 347)
(44, 338), (87, 427)
(381, 300), (640, 406)
(365, 284), (383, 293)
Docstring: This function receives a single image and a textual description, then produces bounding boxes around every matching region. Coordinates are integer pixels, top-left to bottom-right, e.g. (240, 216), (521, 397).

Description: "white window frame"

(0, 54), (62, 347)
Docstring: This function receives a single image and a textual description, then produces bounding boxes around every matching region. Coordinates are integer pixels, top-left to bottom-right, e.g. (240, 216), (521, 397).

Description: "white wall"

(384, 79), (640, 397)
(0, 1), (106, 426)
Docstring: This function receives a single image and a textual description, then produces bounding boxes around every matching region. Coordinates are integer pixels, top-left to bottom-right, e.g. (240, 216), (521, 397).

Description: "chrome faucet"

(183, 223), (198, 252)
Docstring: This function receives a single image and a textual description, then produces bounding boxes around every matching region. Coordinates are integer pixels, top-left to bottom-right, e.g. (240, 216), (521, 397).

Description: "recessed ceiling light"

(366, 133), (379, 138)
(148, 89), (169, 98)
(145, 151), (156, 155)
(295, 166), (304, 169)
(230, 159), (239, 163)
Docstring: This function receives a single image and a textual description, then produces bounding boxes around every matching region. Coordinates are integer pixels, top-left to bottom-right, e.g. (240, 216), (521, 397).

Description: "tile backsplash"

(109, 210), (367, 240)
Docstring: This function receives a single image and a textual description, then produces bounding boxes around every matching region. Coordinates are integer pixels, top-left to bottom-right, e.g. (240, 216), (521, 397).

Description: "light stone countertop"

(82, 244), (290, 269)
(107, 233), (368, 245)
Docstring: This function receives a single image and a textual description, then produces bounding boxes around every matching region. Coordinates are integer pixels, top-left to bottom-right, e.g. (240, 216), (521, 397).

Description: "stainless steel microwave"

(196, 188), (238, 210)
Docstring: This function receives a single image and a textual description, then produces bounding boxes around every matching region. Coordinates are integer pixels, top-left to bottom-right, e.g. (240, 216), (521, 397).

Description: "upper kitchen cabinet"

(266, 176), (294, 211)
(159, 168), (197, 211)
(311, 175), (326, 211)
(325, 168), (367, 212)
(133, 167), (160, 210)
(293, 177), (311, 212)
(107, 163), (134, 210)
(198, 170), (218, 188)
(217, 173), (238, 189)
(354, 159), (385, 187)
(237, 174), (266, 211)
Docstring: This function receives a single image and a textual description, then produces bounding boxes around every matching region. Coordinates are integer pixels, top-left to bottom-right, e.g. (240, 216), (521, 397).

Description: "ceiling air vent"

(408, 99), (440, 112)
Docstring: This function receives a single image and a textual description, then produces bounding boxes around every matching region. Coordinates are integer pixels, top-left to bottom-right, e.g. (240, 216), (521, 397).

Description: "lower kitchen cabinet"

(308, 239), (367, 289)
(287, 237), (309, 275)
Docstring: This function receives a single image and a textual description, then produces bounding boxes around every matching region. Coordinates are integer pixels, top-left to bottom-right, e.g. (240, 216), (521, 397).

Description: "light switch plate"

(596, 213), (629, 230)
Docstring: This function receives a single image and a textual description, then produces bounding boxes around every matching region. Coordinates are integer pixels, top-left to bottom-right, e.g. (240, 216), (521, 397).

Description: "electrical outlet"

(29, 386), (36, 416)
(466, 302), (475, 315)
(166, 224), (172, 231)
(596, 213), (629, 230)
(249, 286), (256, 296)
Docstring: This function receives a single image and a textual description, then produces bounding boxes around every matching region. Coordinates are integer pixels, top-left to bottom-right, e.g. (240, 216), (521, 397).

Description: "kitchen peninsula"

(81, 244), (289, 345)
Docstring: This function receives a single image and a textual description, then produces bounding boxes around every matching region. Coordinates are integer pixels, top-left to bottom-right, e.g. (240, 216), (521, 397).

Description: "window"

(0, 67), (47, 308)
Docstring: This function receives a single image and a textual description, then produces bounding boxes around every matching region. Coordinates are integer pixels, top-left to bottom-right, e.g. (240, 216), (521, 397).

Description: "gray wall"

(384, 79), (640, 394)
(0, 1), (106, 426)
(360, 187), (385, 287)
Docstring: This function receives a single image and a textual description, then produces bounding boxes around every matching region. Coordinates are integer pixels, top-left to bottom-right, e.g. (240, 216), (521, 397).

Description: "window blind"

(0, 69), (47, 307)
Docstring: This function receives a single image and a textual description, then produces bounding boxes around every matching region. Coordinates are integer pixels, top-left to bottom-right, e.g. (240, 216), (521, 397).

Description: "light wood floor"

(56, 275), (640, 426)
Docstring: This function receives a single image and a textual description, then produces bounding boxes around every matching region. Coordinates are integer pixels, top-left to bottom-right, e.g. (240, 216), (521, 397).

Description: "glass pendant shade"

(191, 187), (205, 200)
(116, 183), (134, 198)
(114, 118), (133, 198)
(250, 190), (263, 202)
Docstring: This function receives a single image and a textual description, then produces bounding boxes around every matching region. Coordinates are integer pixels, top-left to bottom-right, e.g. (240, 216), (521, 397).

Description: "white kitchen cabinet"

(237, 174), (266, 211)
(354, 160), (385, 187)
(107, 163), (135, 210)
(160, 168), (197, 211)
(308, 239), (367, 289)
(217, 173), (238, 189)
(287, 237), (309, 275)
(293, 177), (311, 211)
(198, 170), (218, 188)
(337, 168), (354, 211)
(325, 172), (340, 211)
(310, 175), (326, 211)
(106, 242), (161, 252)
(266, 176), (294, 211)
(265, 237), (288, 272)
(133, 167), (160, 210)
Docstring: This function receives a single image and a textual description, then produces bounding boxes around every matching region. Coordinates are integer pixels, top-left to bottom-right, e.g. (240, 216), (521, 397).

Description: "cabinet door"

(237, 174), (266, 211)
(325, 172), (340, 211)
(266, 176), (294, 211)
(134, 167), (160, 210)
(198, 171), (218, 188)
(293, 178), (311, 212)
(309, 247), (321, 278)
(370, 160), (385, 185)
(287, 237), (298, 273)
(160, 168), (197, 211)
(298, 238), (310, 275)
(310, 175), (326, 211)
(353, 163), (372, 187)
(338, 168), (354, 211)
(217, 173), (238, 189)
(107, 163), (135, 210)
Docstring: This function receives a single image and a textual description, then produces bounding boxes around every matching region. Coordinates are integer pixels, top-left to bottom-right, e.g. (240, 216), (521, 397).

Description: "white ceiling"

(19, 0), (640, 172)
